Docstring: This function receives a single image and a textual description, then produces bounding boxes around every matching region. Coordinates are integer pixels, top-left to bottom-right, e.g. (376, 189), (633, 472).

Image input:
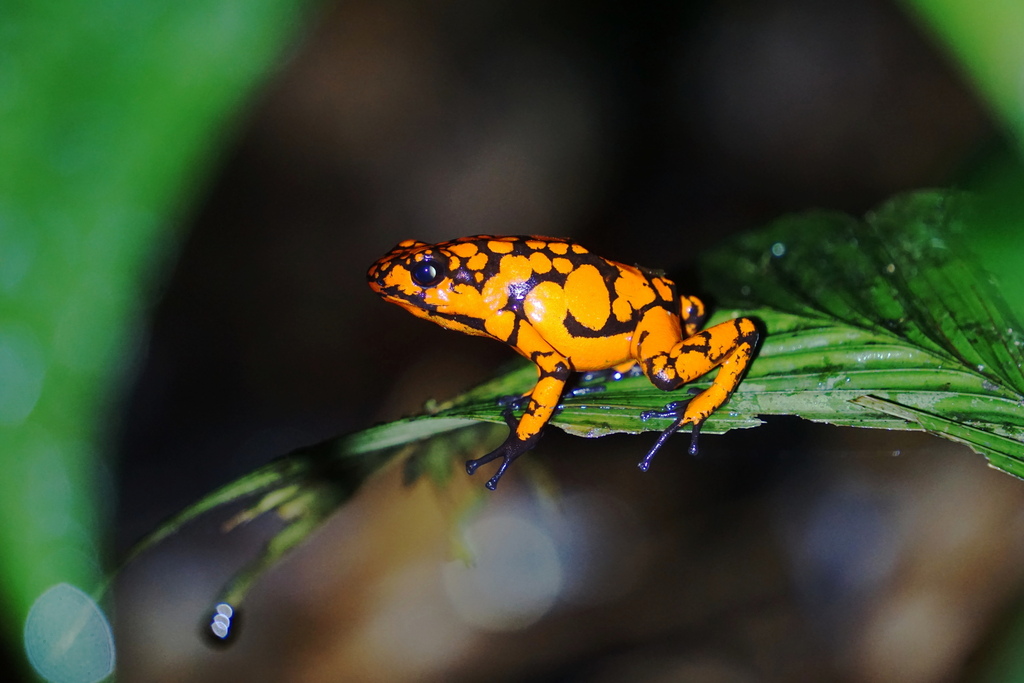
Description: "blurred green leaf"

(962, 151), (1024, 318)
(139, 190), (1024, 625)
(900, 0), (1024, 153)
(0, 0), (308, 672)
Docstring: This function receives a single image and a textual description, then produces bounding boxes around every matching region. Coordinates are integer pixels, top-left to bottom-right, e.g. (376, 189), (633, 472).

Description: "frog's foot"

(564, 384), (606, 399)
(637, 390), (705, 472)
(566, 364), (645, 399)
(465, 406), (544, 490)
(577, 366), (638, 387)
(496, 394), (531, 410)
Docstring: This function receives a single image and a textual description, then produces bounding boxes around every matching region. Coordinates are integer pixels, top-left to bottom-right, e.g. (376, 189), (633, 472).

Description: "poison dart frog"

(367, 236), (759, 490)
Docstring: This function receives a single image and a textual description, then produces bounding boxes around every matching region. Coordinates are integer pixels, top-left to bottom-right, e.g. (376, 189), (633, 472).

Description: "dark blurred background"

(112, 0), (1024, 681)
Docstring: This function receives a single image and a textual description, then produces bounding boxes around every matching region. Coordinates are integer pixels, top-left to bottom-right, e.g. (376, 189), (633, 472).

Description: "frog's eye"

(411, 258), (446, 287)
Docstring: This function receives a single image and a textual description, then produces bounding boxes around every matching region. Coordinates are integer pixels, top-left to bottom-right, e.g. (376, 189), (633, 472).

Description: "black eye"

(411, 259), (445, 287)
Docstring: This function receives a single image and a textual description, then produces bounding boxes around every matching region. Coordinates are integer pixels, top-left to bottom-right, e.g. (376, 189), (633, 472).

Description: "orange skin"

(368, 235), (759, 489)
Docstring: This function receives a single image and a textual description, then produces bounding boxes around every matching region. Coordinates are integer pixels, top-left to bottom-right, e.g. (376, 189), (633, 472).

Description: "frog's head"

(367, 239), (438, 299)
(367, 238), (492, 334)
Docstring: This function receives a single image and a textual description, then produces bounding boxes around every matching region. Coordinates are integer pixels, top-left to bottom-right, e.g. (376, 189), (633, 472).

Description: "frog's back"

(368, 235), (682, 366)
(444, 235), (680, 327)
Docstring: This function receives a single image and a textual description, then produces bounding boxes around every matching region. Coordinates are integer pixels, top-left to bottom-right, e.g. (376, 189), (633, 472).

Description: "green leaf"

(899, 0), (1024, 154)
(696, 191), (1024, 475)
(1, 0), (310, 672)
(129, 189), (1024, 618)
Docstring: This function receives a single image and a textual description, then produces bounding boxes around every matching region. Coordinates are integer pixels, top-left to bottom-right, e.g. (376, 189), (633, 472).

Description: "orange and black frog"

(367, 235), (759, 490)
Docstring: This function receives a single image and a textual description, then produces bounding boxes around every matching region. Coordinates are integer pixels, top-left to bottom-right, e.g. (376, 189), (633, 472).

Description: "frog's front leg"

(466, 350), (571, 490)
(635, 313), (759, 470)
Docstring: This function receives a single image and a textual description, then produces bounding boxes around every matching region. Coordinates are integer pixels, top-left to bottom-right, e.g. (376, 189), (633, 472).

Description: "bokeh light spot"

(24, 583), (115, 683)
(443, 514), (562, 631)
(0, 218), (36, 293)
(0, 325), (45, 426)
(207, 602), (240, 644)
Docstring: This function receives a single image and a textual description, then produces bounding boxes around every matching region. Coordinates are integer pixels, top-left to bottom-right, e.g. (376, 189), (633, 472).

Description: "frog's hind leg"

(635, 315), (759, 470)
(679, 295), (706, 337)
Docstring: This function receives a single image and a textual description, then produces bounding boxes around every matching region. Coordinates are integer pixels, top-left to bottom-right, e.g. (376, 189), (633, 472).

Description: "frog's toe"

(637, 395), (706, 471)
(465, 450), (501, 475)
(465, 433), (542, 490)
(496, 394), (531, 411)
(465, 406), (544, 490)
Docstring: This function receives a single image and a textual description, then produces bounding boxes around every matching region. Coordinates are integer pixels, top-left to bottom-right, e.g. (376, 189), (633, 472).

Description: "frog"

(367, 235), (759, 490)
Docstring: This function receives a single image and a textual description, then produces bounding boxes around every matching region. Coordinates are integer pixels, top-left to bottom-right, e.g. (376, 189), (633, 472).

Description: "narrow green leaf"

(851, 395), (1024, 479)
(127, 190), (1024, 617)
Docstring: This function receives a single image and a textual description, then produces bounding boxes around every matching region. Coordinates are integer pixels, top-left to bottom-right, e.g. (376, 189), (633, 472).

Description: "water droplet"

(205, 603), (240, 647)
(977, 364), (986, 372)
(24, 583), (115, 683)
(885, 263), (896, 274)
(770, 242), (786, 257)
